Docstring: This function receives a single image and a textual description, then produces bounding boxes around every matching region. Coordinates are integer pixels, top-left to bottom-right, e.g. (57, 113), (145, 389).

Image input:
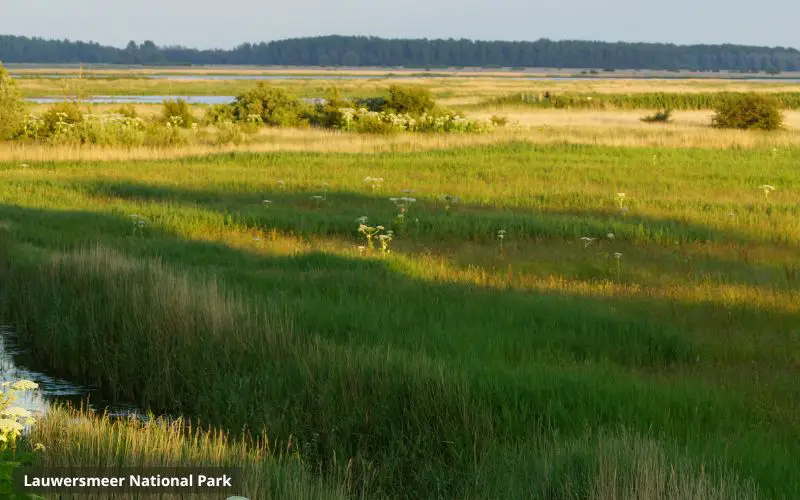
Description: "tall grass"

(1, 143), (799, 496)
(30, 406), (351, 499)
(485, 91), (800, 110)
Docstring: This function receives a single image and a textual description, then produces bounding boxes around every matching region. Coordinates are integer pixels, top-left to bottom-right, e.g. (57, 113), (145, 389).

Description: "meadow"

(1, 70), (799, 499)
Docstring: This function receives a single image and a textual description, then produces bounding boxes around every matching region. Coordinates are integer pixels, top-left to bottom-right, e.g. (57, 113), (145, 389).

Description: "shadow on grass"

(1, 202), (799, 497)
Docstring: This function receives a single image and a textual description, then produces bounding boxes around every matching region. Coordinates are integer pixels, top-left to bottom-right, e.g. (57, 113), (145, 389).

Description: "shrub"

(384, 85), (436, 116)
(309, 88), (353, 129)
(353, 96), (388, 112)
(231, 83), (310, 127)
(711, 93), (784, 131)
(161, 99), (195, 128)
(0, 65), (26, 140)
(641, 109), (673, 123)
(204, 103), (235, 125)
(41, 101), (84, 136)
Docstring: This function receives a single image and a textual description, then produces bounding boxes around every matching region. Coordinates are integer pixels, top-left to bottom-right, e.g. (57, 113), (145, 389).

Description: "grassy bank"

(1, 143), (799, 497)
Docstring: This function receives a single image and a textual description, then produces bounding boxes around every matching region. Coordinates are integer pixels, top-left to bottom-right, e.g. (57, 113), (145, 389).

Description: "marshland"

(1, 64), (799, 499)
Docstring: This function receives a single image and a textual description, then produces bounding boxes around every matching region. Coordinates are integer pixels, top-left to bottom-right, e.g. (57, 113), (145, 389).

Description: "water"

(28, 95), (237, 105)
(27, 95), (329, 105)
(12, 72), (800, 83)
(0, 325), (142, 418)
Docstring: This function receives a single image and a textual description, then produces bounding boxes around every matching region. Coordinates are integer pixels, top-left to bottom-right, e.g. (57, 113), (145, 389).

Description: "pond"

(0, 325), (142, 418)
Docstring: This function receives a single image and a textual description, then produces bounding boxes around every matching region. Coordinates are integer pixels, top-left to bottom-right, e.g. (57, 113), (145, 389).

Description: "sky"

(1, 0), (798, 50)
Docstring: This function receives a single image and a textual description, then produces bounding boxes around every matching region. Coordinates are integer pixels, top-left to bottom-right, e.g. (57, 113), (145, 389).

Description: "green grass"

(1, 143), (799, 497)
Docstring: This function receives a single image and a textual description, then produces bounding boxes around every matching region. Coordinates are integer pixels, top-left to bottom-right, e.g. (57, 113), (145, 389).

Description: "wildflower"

(11, 380), (38, 391)
(759, 185), (776, 199)
(614, 252), (623, 259)
(497, 229), (506, 240)
(262, 200), (273, 205)
(0, 418), (24, 434)
(357, 245), (366, 255)
(277, 180), (286, 189)
(310, 195), (324, 201)
(19, 163), (29, 168)
(619, 207), (630, 214)
(33, 443), (46, 452)
(580, 236), (596, 248)
(356, 216), (368, 224)
(363, 177), (384, 191)
(1, 407), (31, 418)
(606, 233), (615, 239)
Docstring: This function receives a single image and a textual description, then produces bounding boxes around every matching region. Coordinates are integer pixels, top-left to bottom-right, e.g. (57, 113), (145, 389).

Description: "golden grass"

(30, 406), (348, 500)
(3, 114), (800, 163)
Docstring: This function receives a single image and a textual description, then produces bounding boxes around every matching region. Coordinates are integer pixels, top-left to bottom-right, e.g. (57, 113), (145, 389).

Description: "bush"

(161, 99), (195, 128)
(116, 104), (138, 119)
(0, 65), (26, 140)
(41, 101), (84, 136)
(353, 96), (388, 112)
(711, 93), (784, 131)
(231, 83), (310, 127)
(204, 104), (234, 125)
(641, 109), (673, 123)
(384, 85), (436, 115)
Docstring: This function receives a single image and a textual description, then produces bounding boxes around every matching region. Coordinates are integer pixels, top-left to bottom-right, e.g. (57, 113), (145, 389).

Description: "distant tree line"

(2, 34), (799, 71)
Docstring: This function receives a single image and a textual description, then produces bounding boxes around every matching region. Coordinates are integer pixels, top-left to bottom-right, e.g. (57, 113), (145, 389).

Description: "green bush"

(711, 93), (784, 131)
(309, 89), (353, 129)
(384, 85), (436, 115)
(641, 109), (673, 123)
(161, 99), (195, 128)
(231, 83), (310, 127)
(204, 103), (234, 125)
(0, 65), (26, 140)
(41, 101), (84, 136)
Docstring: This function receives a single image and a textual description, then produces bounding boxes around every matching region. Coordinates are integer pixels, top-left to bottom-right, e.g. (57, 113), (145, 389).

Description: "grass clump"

(711, 93), (785, 131)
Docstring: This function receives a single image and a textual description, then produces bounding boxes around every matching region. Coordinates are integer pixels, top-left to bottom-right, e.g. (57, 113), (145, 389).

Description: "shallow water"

(27, 95), (329, 105)
(28, 95), (237, 105)
(0, 325), (142, 418)
(12, 72), (800, 83)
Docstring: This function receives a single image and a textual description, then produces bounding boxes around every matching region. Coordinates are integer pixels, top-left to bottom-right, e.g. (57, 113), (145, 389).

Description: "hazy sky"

(1, 0), (798, 50)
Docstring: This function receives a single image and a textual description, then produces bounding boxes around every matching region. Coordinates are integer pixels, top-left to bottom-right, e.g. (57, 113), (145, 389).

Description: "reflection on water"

(0, 325), (142, 418)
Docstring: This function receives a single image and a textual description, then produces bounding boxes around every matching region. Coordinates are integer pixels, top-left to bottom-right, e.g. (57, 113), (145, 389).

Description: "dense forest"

(2, 34), (800, 71)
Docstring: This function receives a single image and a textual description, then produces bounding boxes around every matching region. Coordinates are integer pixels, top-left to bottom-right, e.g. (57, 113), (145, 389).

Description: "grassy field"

(15, 73), (800, 102)
(0, 140), (799, 498)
